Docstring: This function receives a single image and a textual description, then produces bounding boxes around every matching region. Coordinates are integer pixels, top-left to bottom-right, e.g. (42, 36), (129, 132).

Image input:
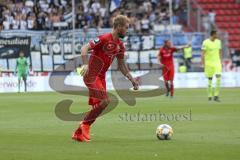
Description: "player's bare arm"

(117, 57), (139, 90)
(219, 49), (222, 65)
(80, 43), (91, 76)
(157, 53), (164, 68)
(157, 53), (161, 63)
(175, 44), (190, 51)
(15, 61), (18, 74)
(201, 50), (205, 67)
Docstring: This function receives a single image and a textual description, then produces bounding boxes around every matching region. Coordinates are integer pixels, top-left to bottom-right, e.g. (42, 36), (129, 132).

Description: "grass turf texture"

(0, 88), (240, 160)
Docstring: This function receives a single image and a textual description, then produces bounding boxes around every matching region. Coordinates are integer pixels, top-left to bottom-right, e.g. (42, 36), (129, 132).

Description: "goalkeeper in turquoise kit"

(15, 51), (29, 93)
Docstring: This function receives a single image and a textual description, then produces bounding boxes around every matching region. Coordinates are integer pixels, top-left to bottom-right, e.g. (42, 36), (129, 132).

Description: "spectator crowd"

(0, 0), (187, 33)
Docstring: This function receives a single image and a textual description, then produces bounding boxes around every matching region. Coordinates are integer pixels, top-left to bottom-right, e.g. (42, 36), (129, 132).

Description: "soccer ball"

(156, 124), (173, 140)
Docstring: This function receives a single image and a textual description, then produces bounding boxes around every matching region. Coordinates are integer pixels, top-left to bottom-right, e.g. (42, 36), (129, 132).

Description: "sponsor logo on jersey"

(103, 41), (118, 55)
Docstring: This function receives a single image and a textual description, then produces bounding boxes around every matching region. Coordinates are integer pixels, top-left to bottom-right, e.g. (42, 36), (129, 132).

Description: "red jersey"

(87, 33), (125, 79)
(159, 47), (177, 66)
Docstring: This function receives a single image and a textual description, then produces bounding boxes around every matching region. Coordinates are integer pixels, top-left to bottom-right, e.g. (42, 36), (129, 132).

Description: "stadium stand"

(0, 0), (187, 33)
(197, 0), (240, 49)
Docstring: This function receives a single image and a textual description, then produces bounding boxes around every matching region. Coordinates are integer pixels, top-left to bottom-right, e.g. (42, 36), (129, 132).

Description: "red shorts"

(162, 65), (174, 81)
(83, 76), (108, 105)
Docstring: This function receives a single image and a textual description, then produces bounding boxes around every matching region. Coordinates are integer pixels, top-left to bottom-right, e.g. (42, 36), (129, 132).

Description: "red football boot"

(72, 123), (90, 142)
(81, 123), (91, 141)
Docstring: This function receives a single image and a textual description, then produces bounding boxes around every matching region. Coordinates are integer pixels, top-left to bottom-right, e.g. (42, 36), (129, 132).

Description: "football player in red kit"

(158, 40), (189, 98)
(72, 15), (139, 142)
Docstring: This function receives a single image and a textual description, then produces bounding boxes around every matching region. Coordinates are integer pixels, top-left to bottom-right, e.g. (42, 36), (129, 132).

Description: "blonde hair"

(113, 15), (130, 29)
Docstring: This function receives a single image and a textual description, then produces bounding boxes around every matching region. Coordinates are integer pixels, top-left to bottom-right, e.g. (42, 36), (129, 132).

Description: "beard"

(118, 30), (126, 40)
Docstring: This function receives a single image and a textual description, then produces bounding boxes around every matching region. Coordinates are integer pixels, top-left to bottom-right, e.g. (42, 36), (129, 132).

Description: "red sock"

(170, 81), (174, 96)
(164, 81), (169, 92)
(83, 102), (107, 126)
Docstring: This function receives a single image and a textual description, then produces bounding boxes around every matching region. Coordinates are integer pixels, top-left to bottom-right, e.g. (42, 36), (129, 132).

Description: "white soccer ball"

(156, 124), (173, 140)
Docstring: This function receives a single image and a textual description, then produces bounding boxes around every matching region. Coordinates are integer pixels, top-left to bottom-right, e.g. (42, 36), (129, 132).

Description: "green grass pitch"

(0, 88), (240, 160)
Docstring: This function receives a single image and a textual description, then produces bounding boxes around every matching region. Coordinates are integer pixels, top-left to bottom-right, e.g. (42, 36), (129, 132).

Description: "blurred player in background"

(201, 30), (222, 102)
(15, 51), (28, 93)
(72, 15), (139, 142)
(158, 40), (189, 98)
(183, 44), (193, 70)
